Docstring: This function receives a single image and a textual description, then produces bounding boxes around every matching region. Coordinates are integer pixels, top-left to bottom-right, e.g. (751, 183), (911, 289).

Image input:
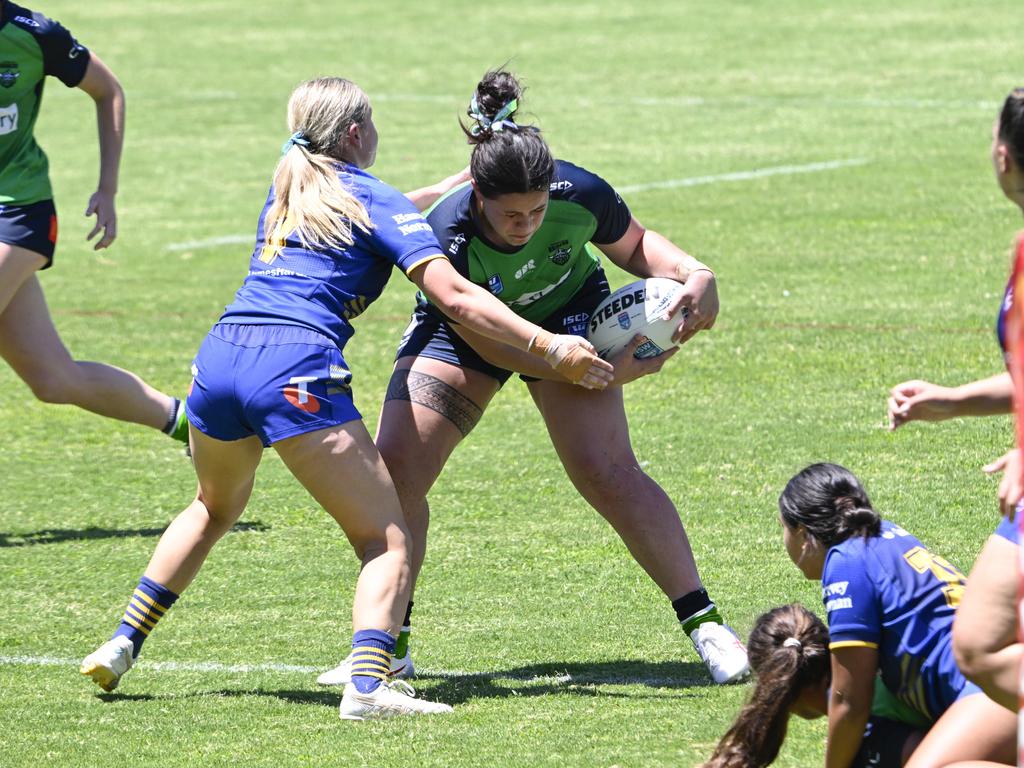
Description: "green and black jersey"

(425, 160), (632, 323)
(0, 1), (90, 205)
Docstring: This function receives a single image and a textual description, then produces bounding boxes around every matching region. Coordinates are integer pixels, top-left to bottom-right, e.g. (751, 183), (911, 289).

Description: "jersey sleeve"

(555, 161), (632, 244)
(822, 545), (882, 649)
(366, 185), (447, 275)
(425, 191), (473, 279)
(15, 9), (91, 87)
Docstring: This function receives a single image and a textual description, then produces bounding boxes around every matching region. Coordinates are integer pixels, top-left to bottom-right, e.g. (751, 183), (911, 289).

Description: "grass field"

(2, 1), (1022, 765)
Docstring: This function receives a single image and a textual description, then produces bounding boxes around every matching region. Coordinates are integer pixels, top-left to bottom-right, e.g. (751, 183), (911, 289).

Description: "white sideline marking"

(0, 654), (688, 687)
(165, 158), (866, 251)
(615, 158), (868, 195)
(370, 94), (999, 111)
(165, 234), (253, 252)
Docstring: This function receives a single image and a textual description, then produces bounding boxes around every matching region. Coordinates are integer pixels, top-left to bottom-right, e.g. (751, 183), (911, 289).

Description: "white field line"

(615, 158), (868, 195)
(0, 654), (691, 687)
(165, 234), (253, 252)
(164, 158), (866, 251)
(369, 94), (999, 111)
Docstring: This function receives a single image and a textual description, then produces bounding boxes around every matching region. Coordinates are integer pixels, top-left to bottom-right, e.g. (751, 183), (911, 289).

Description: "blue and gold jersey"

(823, 520), (967, 723)
(221, 164), (444, 347)
(424, 159), (631, 323)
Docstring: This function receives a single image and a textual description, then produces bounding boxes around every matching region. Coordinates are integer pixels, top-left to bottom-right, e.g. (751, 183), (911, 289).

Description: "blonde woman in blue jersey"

(80, 76), (611, 721)
(0, 3), (188, 442)
(776, 463), (1013, 768)
(887, 88), (1024, 714)
(318, 69), (748, 688)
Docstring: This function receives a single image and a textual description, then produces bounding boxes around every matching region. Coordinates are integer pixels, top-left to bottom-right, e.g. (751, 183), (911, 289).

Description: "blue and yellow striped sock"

(112, 575), (179, 658)
(350, 629), (396, 694)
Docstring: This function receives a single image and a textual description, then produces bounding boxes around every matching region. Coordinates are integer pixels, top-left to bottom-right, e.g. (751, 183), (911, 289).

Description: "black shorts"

(0, 199), (58, 268)
(395, 268), (611, 385)
(853, 717), (919, 768)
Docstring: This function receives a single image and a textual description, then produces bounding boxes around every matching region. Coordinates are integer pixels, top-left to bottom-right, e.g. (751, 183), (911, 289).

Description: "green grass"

(1, 0), (1021, 765)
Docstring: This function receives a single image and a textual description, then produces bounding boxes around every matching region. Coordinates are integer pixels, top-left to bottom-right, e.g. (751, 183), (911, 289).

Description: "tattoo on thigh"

(385, 370), (484, 437)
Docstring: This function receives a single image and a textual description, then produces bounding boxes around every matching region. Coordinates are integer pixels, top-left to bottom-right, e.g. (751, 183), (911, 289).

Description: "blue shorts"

(396, 268), (611, 384)
(994, 514), (1020, 546)
(185, 323), (361, 447)
(0, 199), (58, 267)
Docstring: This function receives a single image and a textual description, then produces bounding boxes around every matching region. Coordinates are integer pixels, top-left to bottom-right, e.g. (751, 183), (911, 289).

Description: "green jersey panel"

(0, 3), (90, 205)
(464, 199), (601, 322)
(426, 160), (632, 324)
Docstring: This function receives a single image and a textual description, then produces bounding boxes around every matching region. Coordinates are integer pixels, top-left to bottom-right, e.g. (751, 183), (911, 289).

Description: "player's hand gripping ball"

(588, 277), (688, 359)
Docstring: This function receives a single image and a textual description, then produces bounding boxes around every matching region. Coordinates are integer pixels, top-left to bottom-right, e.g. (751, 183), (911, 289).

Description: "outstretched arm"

(597, 217), (719, 346)
(76, 53), (124, 250)
(409, 257), (613, 389)
(405, 167), (471, 212)
(888, 372), (1013, 430)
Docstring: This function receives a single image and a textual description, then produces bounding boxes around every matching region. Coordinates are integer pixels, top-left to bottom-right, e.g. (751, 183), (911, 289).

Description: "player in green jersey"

(318, 69), (750, 687)
(0, 3), (187, 442)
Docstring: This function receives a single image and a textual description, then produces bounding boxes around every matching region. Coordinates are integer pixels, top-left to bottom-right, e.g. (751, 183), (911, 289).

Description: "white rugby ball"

(588, 277), (688, 359)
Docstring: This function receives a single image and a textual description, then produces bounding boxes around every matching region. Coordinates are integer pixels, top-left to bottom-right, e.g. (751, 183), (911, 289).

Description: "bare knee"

(953, 620), (993, 684)
(350, 521), (411, 566)
(378, 436), (443, 505)
(23, 367), (77, 405)
(569, 454), (650, 504)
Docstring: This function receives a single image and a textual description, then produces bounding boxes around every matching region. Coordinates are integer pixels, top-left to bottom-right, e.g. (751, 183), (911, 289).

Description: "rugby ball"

(588, 277), (688, 359)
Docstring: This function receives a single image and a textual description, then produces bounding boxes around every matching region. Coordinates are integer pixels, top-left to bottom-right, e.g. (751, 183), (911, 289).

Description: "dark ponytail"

(998, 88), (1024, 169)
(703, 605), (830, 768)
(462, 69), (555, 199)
(778, 463), (881, 547)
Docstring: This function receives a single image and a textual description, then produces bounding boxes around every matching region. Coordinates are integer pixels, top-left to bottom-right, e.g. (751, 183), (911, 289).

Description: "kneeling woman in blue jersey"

(741, 463), (1013, 767)
(704, 604), (932, 768)
(79, 77), (610, 720)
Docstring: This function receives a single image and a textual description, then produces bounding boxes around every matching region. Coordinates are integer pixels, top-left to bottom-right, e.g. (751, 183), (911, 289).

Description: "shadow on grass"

(0, 521), (269, 547)
(95, 659), (717, 709)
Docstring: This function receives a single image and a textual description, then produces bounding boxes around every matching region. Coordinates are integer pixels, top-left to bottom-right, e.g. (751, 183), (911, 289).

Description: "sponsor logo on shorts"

(563, 312), (589, 337)
(547, 240), (571, 265)
(13, 15), (39, 27)
(0, 61), (20, 88)
(487, 274), (504, 295)
(284, 376), (321, 414)
(617, 311), (631, 330)
(0, 103), (18, 135)
(69, 42), (86, 59)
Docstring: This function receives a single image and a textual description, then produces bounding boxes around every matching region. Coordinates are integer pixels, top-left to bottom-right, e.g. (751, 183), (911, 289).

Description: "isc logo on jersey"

(0, 104), (18, 135)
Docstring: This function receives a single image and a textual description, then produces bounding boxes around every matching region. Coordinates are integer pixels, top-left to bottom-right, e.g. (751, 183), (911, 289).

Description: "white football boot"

(339, 680), (453, 720)
(80, 635), (136, 692)
(690, 622), (751, 684)
(317, 649), (414, 686)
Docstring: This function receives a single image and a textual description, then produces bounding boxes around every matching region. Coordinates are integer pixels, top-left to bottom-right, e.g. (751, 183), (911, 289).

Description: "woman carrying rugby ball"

(318, 68), (748, 688)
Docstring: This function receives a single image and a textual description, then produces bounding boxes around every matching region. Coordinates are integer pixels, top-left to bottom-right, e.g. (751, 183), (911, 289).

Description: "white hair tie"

(783, 637), (802, 650)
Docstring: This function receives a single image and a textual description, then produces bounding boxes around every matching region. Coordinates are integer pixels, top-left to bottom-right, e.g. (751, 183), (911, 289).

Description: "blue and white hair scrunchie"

(281, 130), (311, 155)
(468, 96), (519, 136)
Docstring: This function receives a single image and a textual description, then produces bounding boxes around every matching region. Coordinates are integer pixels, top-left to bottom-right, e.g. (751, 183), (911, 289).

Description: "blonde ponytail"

(263, 78), (375, 258)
